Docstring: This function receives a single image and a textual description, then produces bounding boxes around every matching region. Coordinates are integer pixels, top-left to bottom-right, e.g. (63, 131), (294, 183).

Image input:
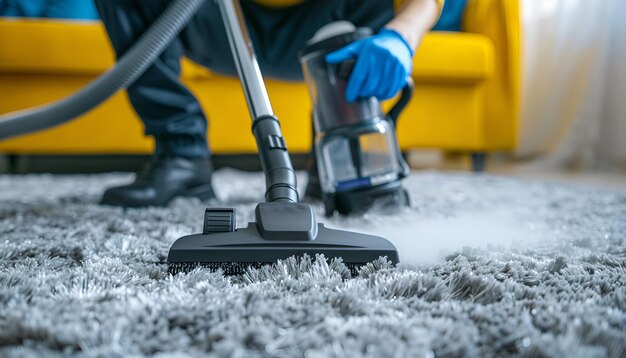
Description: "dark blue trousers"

(94, 0), (395, 158)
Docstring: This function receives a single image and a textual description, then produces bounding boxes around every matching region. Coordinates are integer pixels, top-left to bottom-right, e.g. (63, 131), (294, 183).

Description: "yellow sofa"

(0, 0), (520, 159)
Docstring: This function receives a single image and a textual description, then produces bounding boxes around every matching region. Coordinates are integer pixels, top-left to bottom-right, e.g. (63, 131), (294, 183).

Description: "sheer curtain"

(518, 0), (626, 170)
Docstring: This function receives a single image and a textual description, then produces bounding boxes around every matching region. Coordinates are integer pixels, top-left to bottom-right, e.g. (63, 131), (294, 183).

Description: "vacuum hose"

(0, 0), (206, 140)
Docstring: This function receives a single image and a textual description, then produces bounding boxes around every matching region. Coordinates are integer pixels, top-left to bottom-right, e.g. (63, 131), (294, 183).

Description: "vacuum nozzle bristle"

(168, 262), (271, 276)
(168, 261), (369, 277)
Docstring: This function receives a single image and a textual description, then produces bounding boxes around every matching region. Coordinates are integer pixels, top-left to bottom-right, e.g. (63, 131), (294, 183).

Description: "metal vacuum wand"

(217, 0), (299, 203)
(217, 0), (273, 118)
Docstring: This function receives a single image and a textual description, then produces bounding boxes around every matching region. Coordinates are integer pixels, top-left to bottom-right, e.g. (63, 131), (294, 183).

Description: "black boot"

(100, 157), (215, 207)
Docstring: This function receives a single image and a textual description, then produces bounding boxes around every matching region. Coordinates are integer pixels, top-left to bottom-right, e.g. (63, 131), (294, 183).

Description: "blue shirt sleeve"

(1, 0), (97, 19)
(0, 0), (47, 17)
(44, 0), (98, 20)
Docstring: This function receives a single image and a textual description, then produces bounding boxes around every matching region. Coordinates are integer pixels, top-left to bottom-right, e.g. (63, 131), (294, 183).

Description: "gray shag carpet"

(0, 170), (625, 357)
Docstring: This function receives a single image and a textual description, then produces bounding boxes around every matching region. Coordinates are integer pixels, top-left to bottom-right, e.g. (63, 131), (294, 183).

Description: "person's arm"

(386, 0), (441, 51)
(326, 0), (443, 102)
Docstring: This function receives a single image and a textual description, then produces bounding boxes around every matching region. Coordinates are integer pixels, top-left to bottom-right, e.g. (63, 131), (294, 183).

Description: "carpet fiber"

(0, 170), (625, 357)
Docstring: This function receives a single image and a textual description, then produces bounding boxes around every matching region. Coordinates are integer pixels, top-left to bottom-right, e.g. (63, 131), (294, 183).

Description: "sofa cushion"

(0, 19), (494, 82)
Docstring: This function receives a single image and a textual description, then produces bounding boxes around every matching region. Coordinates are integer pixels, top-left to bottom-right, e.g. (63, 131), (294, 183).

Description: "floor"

(498, 170), (626, 194)
(406, 150), (626, 194)
(0, 170), (624, 356)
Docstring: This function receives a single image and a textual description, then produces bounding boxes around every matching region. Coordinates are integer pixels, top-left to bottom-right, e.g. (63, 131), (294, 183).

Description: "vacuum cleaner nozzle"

(167, 203), (399, 276)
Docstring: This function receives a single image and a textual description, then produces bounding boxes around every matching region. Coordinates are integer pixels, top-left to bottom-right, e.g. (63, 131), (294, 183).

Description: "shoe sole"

(181, 183), (216, 201)
(101, 183), (216, 208)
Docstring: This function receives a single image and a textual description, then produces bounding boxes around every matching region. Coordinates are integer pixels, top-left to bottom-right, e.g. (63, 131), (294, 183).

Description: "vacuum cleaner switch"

(203, 208), (237, 234)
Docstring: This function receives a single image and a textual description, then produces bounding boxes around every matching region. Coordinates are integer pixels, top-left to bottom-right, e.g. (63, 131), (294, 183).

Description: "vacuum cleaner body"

(299, 23), (412, 217)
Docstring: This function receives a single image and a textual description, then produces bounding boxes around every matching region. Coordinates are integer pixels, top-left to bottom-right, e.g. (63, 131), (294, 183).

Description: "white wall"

(603, 0), (626, 165)
(518, 0), (626, 170)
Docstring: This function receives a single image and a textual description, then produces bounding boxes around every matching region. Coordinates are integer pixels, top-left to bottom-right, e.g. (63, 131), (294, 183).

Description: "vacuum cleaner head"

(167, 203), (399, 276)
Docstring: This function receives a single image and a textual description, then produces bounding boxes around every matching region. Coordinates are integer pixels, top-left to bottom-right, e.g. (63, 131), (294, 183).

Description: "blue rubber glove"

(326, 28), (414, 103)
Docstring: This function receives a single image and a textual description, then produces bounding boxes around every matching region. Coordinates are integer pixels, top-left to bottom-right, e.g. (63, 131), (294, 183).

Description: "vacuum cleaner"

(0, 0), (404, 276)
(300, 22), (412, 217)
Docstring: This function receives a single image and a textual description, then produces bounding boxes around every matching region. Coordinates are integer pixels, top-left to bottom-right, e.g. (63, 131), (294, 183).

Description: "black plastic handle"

(386, 78), (413, 179)
(386, 77), (414, 125)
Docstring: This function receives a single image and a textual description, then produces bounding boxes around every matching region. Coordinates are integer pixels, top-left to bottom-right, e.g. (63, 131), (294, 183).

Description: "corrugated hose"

(0, 0), (206, 140)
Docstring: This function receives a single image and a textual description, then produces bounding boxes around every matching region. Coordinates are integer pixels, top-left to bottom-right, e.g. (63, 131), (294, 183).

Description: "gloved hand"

(326, 28), (414, 103)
